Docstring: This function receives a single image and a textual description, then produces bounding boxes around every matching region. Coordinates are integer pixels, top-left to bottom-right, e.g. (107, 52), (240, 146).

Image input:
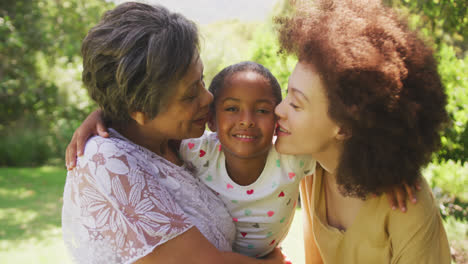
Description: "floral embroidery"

(62, 131), (235, 264)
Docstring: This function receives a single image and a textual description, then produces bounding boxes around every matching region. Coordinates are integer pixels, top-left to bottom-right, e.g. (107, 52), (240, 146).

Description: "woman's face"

(274, 61), (341, 157)
(144, 54), (213, 140)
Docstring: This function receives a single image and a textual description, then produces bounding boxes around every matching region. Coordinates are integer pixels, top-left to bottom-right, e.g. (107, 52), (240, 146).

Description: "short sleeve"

(387, 178), (451, 264)
(62, 137), (193, 264)
(287, 154), (317, 179)
(179, 131), (219, 167)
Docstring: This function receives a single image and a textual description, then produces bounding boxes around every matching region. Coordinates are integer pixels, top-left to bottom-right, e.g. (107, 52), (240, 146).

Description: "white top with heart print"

(179, 131), (316, 257)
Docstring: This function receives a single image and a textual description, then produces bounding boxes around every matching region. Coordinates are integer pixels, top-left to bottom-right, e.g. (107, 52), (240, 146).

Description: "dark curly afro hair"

(275, 0), (448, 198)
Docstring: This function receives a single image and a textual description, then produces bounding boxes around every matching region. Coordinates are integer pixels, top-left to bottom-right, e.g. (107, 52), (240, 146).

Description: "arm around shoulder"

(387, 179), (451, 264)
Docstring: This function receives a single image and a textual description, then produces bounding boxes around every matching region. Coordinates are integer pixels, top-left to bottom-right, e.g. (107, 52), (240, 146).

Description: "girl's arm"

(67, 109), (420, 212)
(66, 109), (108, 170)
(135, 227), (286, 264)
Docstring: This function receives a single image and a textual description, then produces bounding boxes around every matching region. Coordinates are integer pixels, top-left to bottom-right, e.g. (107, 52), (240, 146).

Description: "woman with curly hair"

(274, 0), (451, 263)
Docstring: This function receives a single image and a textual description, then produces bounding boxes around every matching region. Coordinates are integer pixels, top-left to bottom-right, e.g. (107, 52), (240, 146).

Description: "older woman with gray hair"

(61, 2), (285, 264)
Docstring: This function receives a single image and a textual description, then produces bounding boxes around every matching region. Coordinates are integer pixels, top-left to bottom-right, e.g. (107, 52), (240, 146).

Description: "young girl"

(179, 62), (315, 257)
(66, 61), (416, 259)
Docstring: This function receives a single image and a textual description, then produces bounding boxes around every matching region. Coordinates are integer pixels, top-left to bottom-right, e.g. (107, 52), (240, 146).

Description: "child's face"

(211, 71), (278, 160)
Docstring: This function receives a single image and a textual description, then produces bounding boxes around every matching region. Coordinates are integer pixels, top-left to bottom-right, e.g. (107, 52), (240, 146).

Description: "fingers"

(76, 131), (87, 157)
(404, 182), (417, 204)
(394, 186), (407, 213)
(97, 121), (109, 138)
(385, 189), (398, 211)
(66, 134), (78, 170)
(415, 177), (422, 190)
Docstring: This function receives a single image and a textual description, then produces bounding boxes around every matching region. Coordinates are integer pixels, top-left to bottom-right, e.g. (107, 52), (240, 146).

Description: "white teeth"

(235, 135), (255, 139)
(279, 127), (289, 133)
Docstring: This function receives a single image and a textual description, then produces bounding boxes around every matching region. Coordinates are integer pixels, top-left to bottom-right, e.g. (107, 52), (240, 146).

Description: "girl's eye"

(225, 107), (238, 112)
(257, 109), (270, 114)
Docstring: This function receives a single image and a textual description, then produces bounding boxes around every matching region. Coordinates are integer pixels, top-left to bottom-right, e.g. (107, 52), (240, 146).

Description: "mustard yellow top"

(300, 166), (451, 264)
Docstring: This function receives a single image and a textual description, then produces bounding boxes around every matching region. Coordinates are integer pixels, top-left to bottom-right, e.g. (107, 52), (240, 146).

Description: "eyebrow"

(222, 97), (275, 105)
(288, 87), (309, 102)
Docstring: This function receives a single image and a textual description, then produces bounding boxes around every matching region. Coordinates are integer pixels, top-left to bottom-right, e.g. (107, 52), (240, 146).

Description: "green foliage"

(200, 20), (260, 83)
(387, 0), (467, 54)
(435, 45), (468, 162)
(423, 160), (468, 218)
(0, 0), (112, 166)
(248, 25), (296, 95)
(424, 160), (468, 201)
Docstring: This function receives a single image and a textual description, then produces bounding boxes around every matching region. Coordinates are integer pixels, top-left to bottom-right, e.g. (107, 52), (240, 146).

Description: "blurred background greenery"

(0, 0), (467, 263)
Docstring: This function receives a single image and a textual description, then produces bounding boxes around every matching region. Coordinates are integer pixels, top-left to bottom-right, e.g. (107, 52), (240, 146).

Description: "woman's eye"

(289, 103), (299, 109)
(184, 94), (197, 101)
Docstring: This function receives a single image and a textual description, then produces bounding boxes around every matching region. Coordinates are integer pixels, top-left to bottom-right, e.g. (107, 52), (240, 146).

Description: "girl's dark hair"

(275, 0), (448, 198)
(208, 61), (282, 113)
(82, 2), (199, 126)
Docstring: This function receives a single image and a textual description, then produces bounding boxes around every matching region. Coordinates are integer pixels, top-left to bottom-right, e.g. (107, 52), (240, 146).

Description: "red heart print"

(246, 189), (254, 195)
(233, 217), (238, 222)
(267, 211), (274, 217)
(199, 149), (206, 157)
(188, 142), (195, 149)
(241, 232), (247, 237)
(218, 144), (222, 151)
(288, 172), (296, 179)
(278, 191), (285, 197)
(227, 184), (234, 189)
(269, 239), (276, 245)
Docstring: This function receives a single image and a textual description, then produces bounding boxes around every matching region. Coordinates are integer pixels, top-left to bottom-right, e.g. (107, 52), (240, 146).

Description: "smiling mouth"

(234, 134), (256, 139)
(232, 134), (258, 142)
(193, 116), (208, 126)
(277, 125), (291, 134)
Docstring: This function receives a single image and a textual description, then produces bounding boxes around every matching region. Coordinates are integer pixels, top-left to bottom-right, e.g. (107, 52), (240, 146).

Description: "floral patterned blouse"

(62, 129), (236, 264)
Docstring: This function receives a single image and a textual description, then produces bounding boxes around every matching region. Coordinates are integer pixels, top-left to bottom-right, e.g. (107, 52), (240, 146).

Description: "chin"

(191, 129), (205, 138)
(274, 142), (293, 154)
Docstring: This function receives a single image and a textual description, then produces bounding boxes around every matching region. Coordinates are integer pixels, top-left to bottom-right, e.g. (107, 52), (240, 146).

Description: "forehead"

(177, 54), (203, 90)
(219, 71), (277, 102)
(289, 62), (324, 97)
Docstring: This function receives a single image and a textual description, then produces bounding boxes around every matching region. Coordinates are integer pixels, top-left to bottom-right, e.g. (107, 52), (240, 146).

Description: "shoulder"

(386, 178), (440, 226)
(377, 177), (447, 247)
(78, 135), (142, 173)
(180, 131), (220, 160)
(276, 149), (316, 175)
(380, 178), (451, 262)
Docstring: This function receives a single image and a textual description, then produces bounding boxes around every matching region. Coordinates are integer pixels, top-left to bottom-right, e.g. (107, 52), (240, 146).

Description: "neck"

(117, 122), (180, 164)
(224, 150), (270, 186)
(315, 140), (343, 175)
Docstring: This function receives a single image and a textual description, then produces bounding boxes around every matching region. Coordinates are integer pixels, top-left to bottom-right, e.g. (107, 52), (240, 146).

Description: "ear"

(130, 111), (148, 126)
(207, 112), (217, 132)
(336, 126), (352, 141)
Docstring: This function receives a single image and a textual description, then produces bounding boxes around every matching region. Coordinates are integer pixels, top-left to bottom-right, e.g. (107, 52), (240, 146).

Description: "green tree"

(0, 0), (113, 166)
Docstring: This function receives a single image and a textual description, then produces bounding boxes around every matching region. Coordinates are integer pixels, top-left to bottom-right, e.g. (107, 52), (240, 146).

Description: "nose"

(274, 100), (286, 120)
(200, 85), (214, 108)
(239, 111), (255, 128)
